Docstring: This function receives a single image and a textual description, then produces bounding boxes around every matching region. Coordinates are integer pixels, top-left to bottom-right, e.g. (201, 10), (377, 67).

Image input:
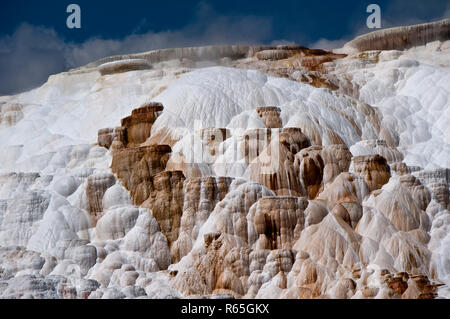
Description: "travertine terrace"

(0, 19), (449, 299)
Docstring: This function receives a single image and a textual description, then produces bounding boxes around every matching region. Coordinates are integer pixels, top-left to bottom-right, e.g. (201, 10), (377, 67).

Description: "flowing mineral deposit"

(0, 19), (449, 299)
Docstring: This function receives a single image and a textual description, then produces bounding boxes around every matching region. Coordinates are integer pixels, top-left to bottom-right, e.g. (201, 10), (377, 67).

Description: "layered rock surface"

(0, 21), (449, 299)
(343, 19), (450, 52)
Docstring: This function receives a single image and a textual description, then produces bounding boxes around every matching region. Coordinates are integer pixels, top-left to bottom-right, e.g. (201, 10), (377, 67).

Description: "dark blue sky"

(1, 0), (448, 43)
(0, 0), (371, 43)
(0, 0), (449, 94)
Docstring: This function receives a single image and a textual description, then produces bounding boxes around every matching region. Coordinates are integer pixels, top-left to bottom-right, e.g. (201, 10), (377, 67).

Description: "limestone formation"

(344, 19), (450, 52)
(111, 145), (171, 205)
(86, 172), (116, 223)
(250, 196), (308, 250)
(98, 127), (126, 149)
(171, 176), (233, 262)
(199, 128), (230, 158)
(242, 129), (272, 164)
(0, 103), (23, 126)
(414, 169), (449, 211)
(121, 103), (164, 147)
(255, 49), (298, 61)
(351, 140), (403, 164)
(351, 155), (391, 192)
(295, 147), (325, 199)
(246, 128), (311, 196)
(0, 20), (449, 300)
(279, 128), (311, 155)
(256, 107), (283, 128)
(249, 140), (303, 196)
(98, 59), (152, 75)
(141, 170), (185, 250)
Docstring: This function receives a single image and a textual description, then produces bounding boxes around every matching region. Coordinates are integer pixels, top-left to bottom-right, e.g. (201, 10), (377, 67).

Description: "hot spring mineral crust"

(0, 19), (449, 299)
